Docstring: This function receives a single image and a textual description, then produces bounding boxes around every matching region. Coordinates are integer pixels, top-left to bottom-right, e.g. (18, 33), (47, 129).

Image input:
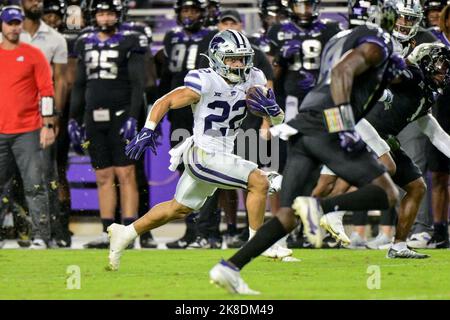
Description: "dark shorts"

(280, 133), (386, 207)
(85, 108), (135, 170)
(390, 147), (422, 187)
(428, 99), (450, 173)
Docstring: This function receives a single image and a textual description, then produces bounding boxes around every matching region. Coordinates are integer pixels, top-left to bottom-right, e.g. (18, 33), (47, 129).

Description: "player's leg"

(294, 134), (398, 247)
(55, 108), (72, 247)
(311, 173), (338, 198)
(430, 171), (450, 248)
(107, 170), (216, 270)
(396, 178), (426, 242)
(84, 166), (117, 248)
(427, 97), (450, 248)
(397, 123), (433, 245)
(219, 189), (239, 239)
(114, 165), (138, 224)
(165, 109), (196, 248)
(83, 118), (117, 248)
(56, 101), (72, 247)
(383, 148), (428, 257)
(188, 190), (222, 249)
(210, 136), (319, 293)
(246, 169), (269, 233)
(428, 134), (450, 248)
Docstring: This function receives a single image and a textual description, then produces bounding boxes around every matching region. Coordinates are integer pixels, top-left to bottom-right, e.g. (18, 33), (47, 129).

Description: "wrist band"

(41, 97), (55, 117)
(144, 120), (157, 130)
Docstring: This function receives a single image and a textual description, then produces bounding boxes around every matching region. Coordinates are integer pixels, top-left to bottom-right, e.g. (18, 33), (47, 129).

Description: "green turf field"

(0, 249), (449, 299)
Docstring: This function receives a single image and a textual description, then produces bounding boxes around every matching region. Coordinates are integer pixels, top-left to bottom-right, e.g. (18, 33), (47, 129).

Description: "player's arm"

(416, 114), (450, 157)
(127, 51), (146, 120)
(125, 86), (200, 160)
(330, 42), (387, 105)
(144, 86), (200, 130)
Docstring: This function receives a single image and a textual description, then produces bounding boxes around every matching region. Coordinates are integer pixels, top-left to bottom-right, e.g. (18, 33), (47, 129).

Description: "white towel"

(269, 123), (299, 141)
(168, 136), (194, 172)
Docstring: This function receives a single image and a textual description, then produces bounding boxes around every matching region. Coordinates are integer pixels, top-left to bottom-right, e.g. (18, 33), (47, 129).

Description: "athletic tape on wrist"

(40, 97), (55, 117)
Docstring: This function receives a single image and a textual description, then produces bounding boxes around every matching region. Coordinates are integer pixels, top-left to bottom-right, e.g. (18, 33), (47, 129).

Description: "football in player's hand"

(246, 85), (270, 118)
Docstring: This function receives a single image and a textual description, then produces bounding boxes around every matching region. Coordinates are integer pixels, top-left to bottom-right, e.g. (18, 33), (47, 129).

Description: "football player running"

(106, 30), (286, 272)
(316, 43), (450, 258)
(208, 0), (406, 294)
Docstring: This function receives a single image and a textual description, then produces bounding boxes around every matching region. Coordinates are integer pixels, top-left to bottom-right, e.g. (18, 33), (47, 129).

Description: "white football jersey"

(184, 67), (267, 154)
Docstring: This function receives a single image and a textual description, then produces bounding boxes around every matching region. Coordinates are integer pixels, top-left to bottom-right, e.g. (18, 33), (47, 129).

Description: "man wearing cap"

(0, 5), (55, 249)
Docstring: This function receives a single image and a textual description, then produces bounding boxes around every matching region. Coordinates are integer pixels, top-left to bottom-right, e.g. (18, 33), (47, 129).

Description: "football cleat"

(292, 196), (324, 248)
(319, 211), (350, 246)
(426, 236), (450, 249)
(106, 224), (133, 271)
(209, 260), (260, 295)
(406, 232), (432, 249)
(386, 246), (430, 259)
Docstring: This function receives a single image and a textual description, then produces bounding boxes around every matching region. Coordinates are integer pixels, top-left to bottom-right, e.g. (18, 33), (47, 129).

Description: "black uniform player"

(160, 0), (215, 150)
(209, 2), (409, 294)
(205, 0), (220, 28)
(267, 0), (342, 120)
(268, 1), (341, 248)
(69, 0), (147, 248)
(423, 4), (450, 248)
(364, 44), (450, 253)
(250, 0), (287, 54)
(391, 0), (438, 247)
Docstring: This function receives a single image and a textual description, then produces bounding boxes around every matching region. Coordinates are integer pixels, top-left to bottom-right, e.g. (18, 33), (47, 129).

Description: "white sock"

(249, 227), (257, 240)
(125, 224), (138, 240)
(392, 241), (407, 251)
